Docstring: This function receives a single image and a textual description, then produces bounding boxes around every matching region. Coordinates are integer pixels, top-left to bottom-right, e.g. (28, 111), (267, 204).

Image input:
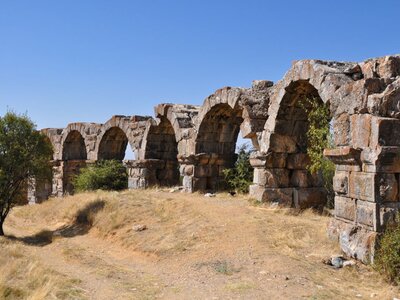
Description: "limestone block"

(362, 146), (400, 173)
(350, 114), (372, 149)
(370, 117), (400, 148)
(333, 170), (349, 195)
(253, 168), (289, 187)
(329, 218), (378, 264)
(182, 175), (194, 192)
(293, 187), (327, 209)
(356, 200), (378, 230)
(324, 147), (361, 167)
(349, 172), (375, 202)
(268, 133), (297, 153)
(249, 152), (287, 168)
(377, 173), (398, 202)
(286, 153), (310, 169)
(290, 170), (320, 188)
(349, 172), (398, 203)
(334, 196), (356, 221)
(274, 120), (293, 136)
(333, 113), (350, 147)
(249, 185), (293, 206)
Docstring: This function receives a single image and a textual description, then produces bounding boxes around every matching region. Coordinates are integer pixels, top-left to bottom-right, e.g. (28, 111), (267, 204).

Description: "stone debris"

(323, 255), (357, 269)
(204, 193), (216, 198)
(132, 224), (147, 232)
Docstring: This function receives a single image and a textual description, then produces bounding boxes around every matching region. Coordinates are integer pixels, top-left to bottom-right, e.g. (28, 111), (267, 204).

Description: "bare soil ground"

(1, 190), (399, 299)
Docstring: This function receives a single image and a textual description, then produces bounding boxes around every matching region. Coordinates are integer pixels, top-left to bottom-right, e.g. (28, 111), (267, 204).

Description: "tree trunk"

(0, 220), (4, 236)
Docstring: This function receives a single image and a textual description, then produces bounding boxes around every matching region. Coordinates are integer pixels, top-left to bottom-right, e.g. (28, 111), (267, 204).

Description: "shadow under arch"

(62, 130), (88, 195)
(97, 126), (129, 161)
(194, 103), (246, 191)
(143, 116), (179, 186)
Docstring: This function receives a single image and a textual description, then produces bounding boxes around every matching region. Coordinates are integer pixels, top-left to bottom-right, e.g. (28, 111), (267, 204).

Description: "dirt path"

(4, 191), (399, 299)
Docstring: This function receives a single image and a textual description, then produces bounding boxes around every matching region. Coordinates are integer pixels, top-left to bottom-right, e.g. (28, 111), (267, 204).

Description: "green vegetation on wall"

(300, 97), (335, 207)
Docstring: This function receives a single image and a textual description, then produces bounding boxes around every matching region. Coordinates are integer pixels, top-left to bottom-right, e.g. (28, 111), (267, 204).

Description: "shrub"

(300, 97), (335, 208)
(73, 160), (128, 192)
(223, 144), (254, 194)
(375, 219), (400, 284)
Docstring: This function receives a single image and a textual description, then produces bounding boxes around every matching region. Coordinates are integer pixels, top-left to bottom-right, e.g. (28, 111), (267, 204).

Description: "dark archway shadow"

(6, 200), (105, 247)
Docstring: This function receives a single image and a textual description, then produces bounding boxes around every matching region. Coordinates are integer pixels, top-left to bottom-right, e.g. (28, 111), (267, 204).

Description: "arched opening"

(62, 130), (87, 195)
(62, 130), (87, 160)
(268, 80), (333, 208)
(144, 117), (179, 186)
(98, 127), (129, 161)
(195, 103), (245, 191)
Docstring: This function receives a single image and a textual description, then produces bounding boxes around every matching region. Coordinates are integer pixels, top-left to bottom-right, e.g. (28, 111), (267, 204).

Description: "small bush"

(223, 144), (254, 194)
(73, 160), (128, 192)
(375, 219), (400, 284)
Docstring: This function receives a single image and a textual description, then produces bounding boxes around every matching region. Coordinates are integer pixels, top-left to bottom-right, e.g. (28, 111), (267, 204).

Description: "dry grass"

(0, 238), (85, 300)
(3, 189), (400, 299)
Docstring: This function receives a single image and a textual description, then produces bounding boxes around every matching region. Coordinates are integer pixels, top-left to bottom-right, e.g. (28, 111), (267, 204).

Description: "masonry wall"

(29, 54), (400, 264)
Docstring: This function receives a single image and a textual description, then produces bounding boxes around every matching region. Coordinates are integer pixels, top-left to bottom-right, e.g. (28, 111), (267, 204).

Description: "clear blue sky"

(1, 0), (399, 129)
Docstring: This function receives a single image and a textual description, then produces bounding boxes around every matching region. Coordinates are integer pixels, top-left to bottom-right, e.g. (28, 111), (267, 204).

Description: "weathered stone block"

(328, 218), (378, 264)
(333, 113), (350, 146)
(334, 196), (356, 221)
(255, 187), (293, 206)
(290, 170), (315, 188)
(349, 172), (375, 202)
(378, 173), (398, 202)
(286, 153), (310, 169)
(349, 172), (398, 202)
(332, 170), (349, 195)
(356, 200), (377, 230)
(370, 117), (400, 148)
(350, 114), (371, 149)
(253, 168), (289, 187)
(293, 188), (327, 209)
(268, 133), (297, 153)
(249, 152), (287, 168)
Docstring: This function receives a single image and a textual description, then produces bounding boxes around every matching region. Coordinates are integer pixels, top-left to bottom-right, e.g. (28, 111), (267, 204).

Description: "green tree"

(300, 97), (335, 207)
(0, 112), (53, 236)
(73, 160), (128, 192)
(223, 144), (254, 194)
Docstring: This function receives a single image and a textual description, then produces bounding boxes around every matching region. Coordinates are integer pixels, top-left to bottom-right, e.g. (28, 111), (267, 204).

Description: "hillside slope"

(1, 190), (398, 299)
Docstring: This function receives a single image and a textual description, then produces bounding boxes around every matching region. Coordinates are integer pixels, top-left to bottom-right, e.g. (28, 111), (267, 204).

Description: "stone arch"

(62, 130), (87, 160)
(251, 79), (331, 208)
(97, 127), (129, 160)
(138, 116), (180, 187)
(191, 87), (265, 192)
(61, 128), (88, 195)
(95, 115), (150, 161)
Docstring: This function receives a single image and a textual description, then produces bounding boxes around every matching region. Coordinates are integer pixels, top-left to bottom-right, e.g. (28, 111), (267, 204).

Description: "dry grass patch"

(0, 238), (85, 300)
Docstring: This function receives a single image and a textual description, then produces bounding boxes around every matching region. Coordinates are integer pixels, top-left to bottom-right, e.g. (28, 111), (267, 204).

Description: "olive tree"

(0, 112), (53, 235)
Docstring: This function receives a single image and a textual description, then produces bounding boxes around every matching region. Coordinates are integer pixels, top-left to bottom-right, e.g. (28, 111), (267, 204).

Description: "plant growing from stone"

(73, 159), (128, 192)
(223, 144), (254, 194)
(300, 97), (335, 207)
(0, 112), (53, 236)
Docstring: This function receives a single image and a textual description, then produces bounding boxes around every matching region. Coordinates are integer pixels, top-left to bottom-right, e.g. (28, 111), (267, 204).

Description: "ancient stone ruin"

(29, 54), (400, 263)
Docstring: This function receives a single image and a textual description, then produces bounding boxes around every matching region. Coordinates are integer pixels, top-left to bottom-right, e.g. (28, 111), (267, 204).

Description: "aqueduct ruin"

(29, 54), (400, 263)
